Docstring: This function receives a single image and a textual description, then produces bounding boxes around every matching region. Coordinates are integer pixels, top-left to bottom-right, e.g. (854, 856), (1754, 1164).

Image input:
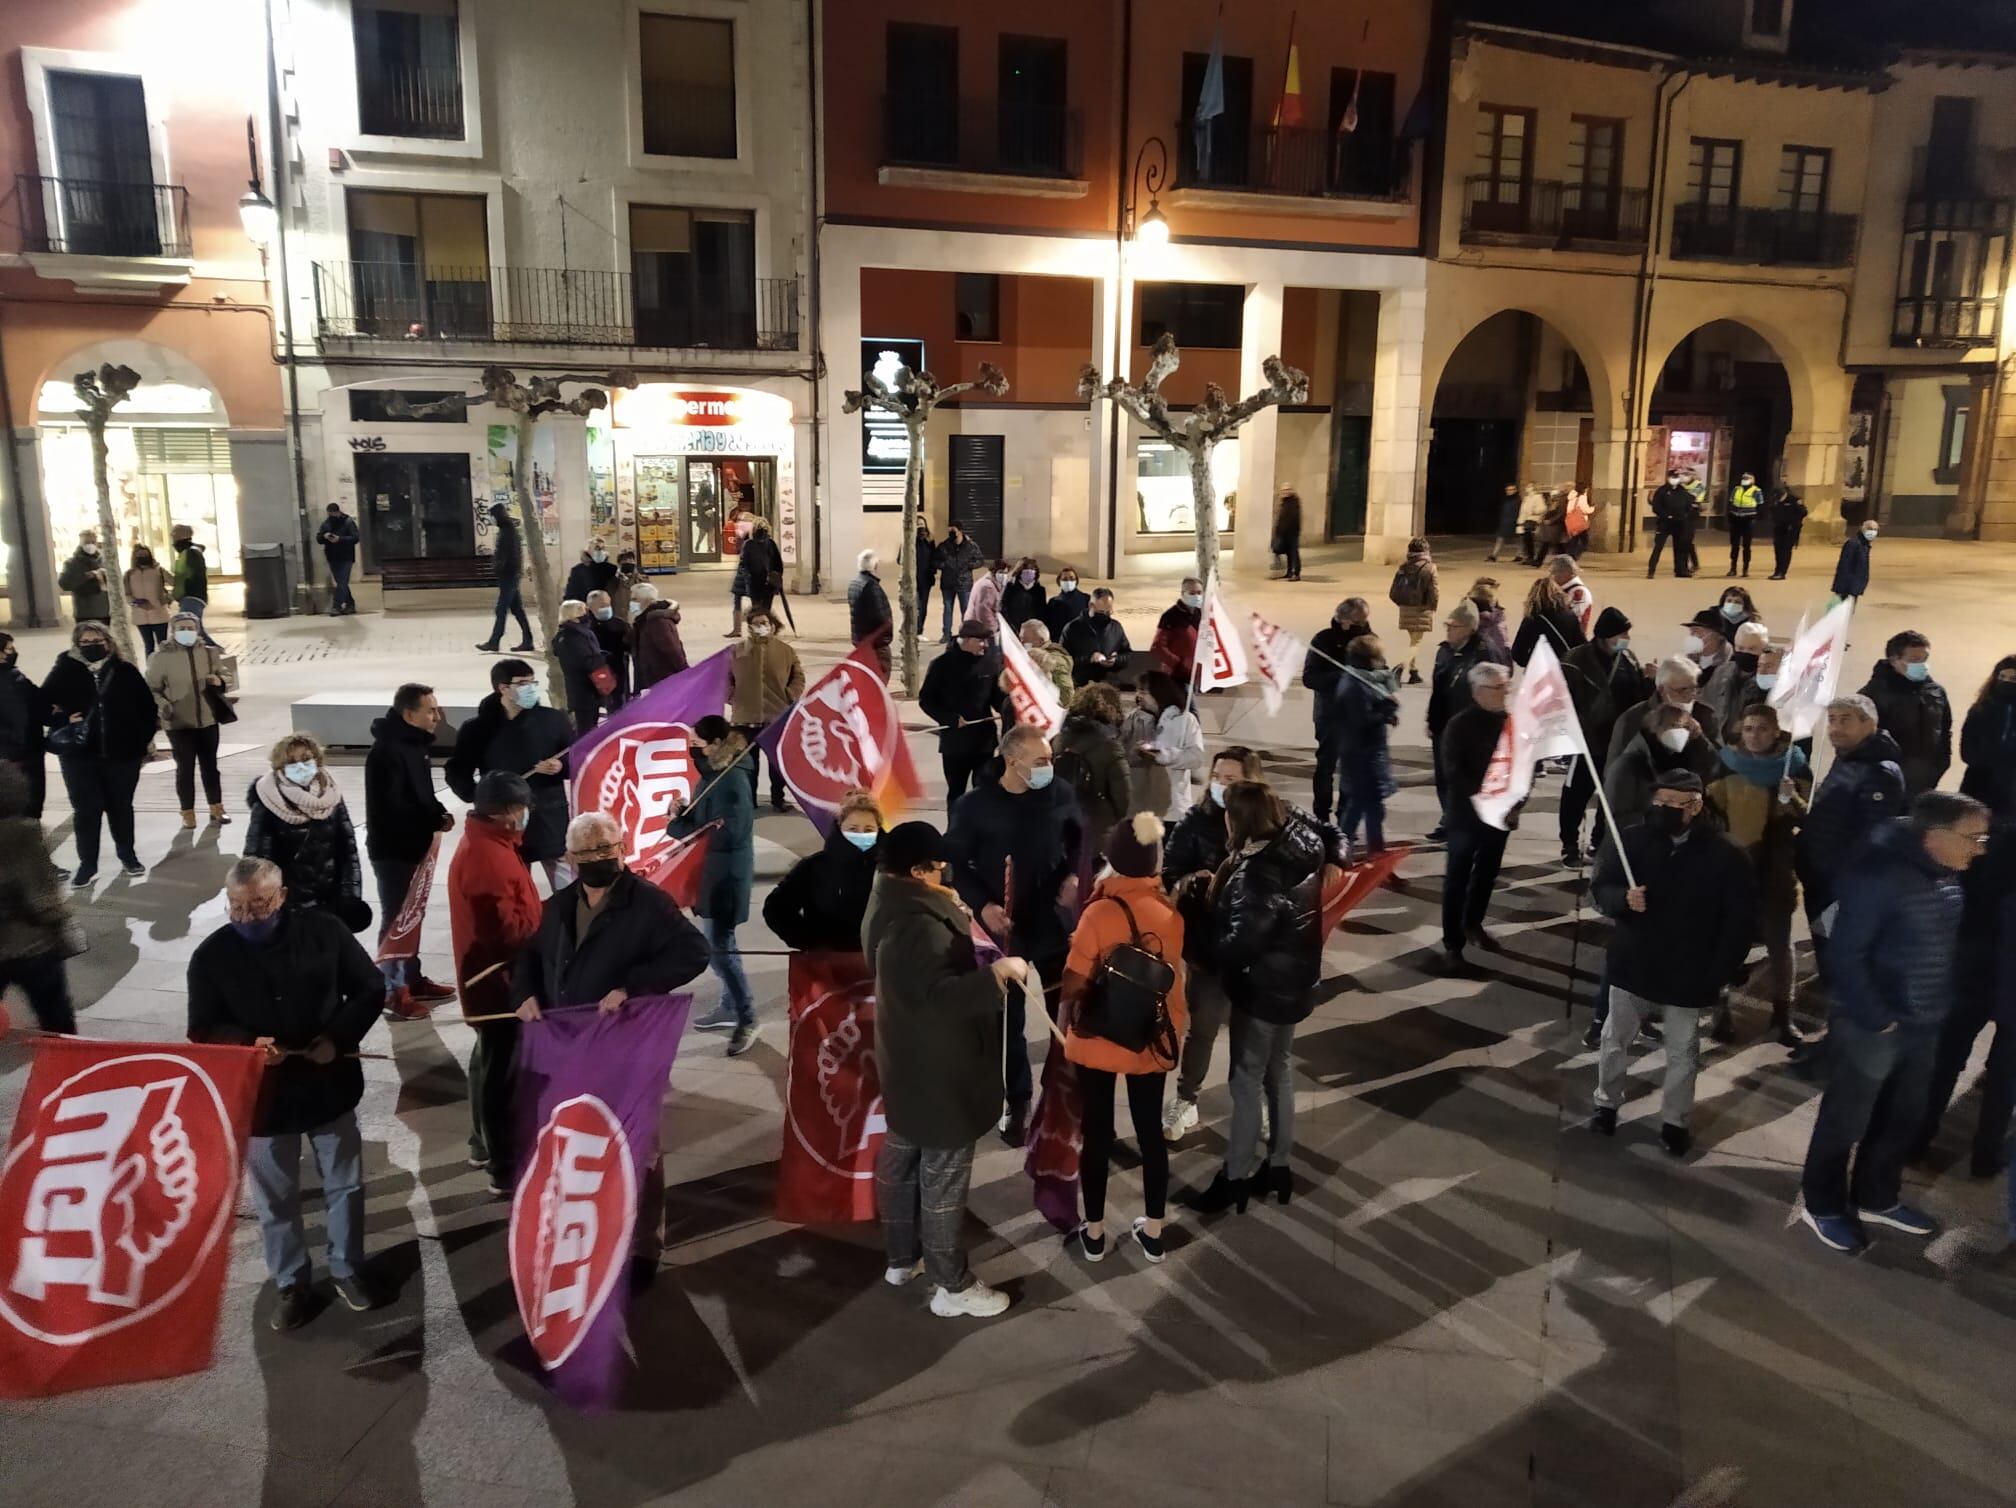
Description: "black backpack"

(1077, 896), (1178, 1060)
(1389, 562), (1427, 608)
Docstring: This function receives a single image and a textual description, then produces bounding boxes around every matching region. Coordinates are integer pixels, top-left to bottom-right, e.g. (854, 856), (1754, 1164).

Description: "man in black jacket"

(189, 858), (387, 1330)
(447, 659), (573, 880)
(476, 502), (536, 653)
(919, 620), (1002, 805)
(1858, 630), (1952, 798)
(1426, 599), (1504, 839)
(1796, 695), (1908, 965)
(511, 810), (711, 1269)
(1041, 567), (1090, 640)
(316, 503), (360, 615)
(1436, 662), (1511, 973)
(1060, 588), (1131, 686)
(1303, 598), (1372, 824)
(947, 723), (1083, 1145)
(1646, 472), (1696, 579)
(364, 682), (455, 1015)
(1914, 815), (2016, 1178)
(1589, 771), (1758, 1157)
(1561, 607), (1648, 863)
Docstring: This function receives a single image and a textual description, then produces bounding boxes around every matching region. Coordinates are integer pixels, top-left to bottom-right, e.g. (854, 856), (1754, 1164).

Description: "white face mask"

(1024, 763), (1055, 791)
(593, 606), (613, 621)
(1862, 527), (1878, 542)
(1754, 673), (1779, 691)
(1607, 636), (1630, 655)
(591, 550), (607, 563)
(1720, 602), (1745, 621)
(1658, 728), (1691, 753)
(172, 629), (199, 648)
(512, 684), (540, 710)
(1059, 578), (1077, 591)
(1683, 634), (1705, 657)
(1209, 779), (1229, 808)
(994, 571), (1010, 587)
(1181, 592), (1204, 610)
(751, 624), (772, 639)
(842, 829), (877, 852)
(283, 759), (319, 788)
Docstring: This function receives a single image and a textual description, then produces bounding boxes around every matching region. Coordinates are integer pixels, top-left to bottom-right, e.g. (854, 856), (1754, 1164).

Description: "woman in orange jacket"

(1058, 812), (1189, 1264)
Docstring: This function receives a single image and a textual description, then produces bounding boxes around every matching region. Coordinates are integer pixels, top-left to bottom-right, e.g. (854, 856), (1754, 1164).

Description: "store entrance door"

(355, 453), (475, 572)
(687, 457), (775, 565)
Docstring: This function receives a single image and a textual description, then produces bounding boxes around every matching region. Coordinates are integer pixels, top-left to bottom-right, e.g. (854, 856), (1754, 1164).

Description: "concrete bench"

(291, 690), (489, 750)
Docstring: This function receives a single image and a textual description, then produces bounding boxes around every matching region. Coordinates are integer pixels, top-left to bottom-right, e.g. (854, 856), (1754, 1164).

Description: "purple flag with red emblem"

(570, 651), (729, 872)
(508, 994), (692, 1411)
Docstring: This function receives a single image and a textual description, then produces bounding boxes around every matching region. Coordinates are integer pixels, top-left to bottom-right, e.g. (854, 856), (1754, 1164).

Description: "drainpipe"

(1623, 66), (1690, 554)
(1104, 0), (1133, 580)
(805, 0), (823, 593)
(0, 303), (45, 625)
(266, 0), (317, 612)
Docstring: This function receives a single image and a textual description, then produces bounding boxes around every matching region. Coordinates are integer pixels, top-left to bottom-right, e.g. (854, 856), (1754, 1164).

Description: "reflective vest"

(1729, 483), (1762, 517)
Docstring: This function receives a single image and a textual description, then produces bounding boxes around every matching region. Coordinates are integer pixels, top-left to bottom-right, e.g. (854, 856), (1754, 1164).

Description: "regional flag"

(1769, 599), (1853, 740)
(1273, 19), (1306, 129)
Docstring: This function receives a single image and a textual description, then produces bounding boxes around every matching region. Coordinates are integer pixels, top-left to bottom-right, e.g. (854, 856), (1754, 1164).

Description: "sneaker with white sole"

(693, 1005), (738, 1032)
(884, 1259), (924, 1287)
(1858, 1203), (1938, 1237)
(1131, 1217), (1166, 1264)
(1162, 1098), (1198, 1143)
(929, 1280), (1011, 1318)
(1076, 1225), (1107, 1263)
(1800, 1207), (1868, 1254)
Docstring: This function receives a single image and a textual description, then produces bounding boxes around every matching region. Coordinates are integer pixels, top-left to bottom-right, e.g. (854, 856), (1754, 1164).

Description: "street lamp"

(1126, 137), (1170, 245)
(239, 118), (276, 249)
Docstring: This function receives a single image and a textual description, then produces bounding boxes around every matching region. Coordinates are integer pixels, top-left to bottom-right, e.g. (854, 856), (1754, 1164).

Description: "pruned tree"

(394, 367), (636, 700)
(1080, 332), (1308, 585)
(74, 364), (142, 660)
(843, 359), (1009, 696)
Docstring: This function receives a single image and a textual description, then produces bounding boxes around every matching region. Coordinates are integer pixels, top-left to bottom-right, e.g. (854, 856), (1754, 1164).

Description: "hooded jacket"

(1592, 818), (1758, 1010)
(1858, 659), (1952, 797)
(1828, 819), (1965, 1035)
(510, 868), (709, 1011)
(1797, 729), (1907, 896)
(631, 600), (688, 688)
(1213, 818), (1325, 1023)
(317, 512), (360, 564)
(447, 812), (543, 1019)
(445, 694), (574, 862)
(364, 710), (448, 864)
(863, 872), (1008, 1147)
(764, 824), (880, 951)
(1051, 714), (1131, 848)
(490, 514), (522, 583)
(42, 646), (158, 762)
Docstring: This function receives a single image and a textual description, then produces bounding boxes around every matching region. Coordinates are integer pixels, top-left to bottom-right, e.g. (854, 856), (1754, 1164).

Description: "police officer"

(1727, 471), (1763, 579)
(1647, 471), (1695, 580)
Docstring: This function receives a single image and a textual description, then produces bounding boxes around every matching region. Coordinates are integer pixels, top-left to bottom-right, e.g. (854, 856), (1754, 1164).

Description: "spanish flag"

(1273, 17), (1306, 129)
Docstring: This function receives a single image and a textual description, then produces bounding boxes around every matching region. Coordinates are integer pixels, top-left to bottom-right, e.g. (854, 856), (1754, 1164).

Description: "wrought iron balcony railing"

(881, 95), (1084, 179)
(1670, 203), (1857, 266)
(1177, 118), (1404, 200)
(1462, 176), (1648, 246)
(357, 62), (465, 139)
(17, 174), (191, 258)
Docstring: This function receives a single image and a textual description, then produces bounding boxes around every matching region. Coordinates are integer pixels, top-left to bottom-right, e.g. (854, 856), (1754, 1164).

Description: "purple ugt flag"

(508, 994), (692, 1411)
(569, 650), (730, 862)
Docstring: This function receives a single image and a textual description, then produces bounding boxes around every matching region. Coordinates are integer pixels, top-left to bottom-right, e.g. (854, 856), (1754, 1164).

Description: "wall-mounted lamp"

(1126, 137), (1170, 246)
(239, 117), (277, 250)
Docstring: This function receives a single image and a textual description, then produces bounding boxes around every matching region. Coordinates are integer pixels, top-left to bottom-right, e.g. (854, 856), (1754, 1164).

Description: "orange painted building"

(1, 0), (287, 626)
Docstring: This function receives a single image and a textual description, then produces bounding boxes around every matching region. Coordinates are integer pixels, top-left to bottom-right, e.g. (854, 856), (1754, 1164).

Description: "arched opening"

(1424, 310), (1604, 535)
(1647, 319), (1793, 526)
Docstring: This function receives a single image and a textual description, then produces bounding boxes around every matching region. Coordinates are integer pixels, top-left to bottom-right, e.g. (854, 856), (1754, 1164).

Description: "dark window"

(998, 36), (1068, 175)
(349, 389), (463, 423)
(640, 14), (736, 158)
(1750, 0), (1785, 36)
(345, 189), (491, 338)
(887, 23), (958, 166)
(630, 205), (758, 348)
(1688, 138), (1741, 209)
(352, 0), (463, 140)
(1140, 283), (1243, 350)
(1936, 386), (1972, 484)
(355, 452), (476, 568)
(45, 70), (160, 256)
(1180, 50), (1254, 187)
(1327, 69), (1396, 196)
(954, 273), (1000, 342)
(1924, 96), (1976, 194)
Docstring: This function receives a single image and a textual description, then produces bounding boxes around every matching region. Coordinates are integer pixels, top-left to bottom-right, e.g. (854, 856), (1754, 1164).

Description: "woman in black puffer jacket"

(42, 621), (159, 884)
(242, 734), (366, 929)
(762, 790), (883, 951)
(1185, 780), (1325, 1214)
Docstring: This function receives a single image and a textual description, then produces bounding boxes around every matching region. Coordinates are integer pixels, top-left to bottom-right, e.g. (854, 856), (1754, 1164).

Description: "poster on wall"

(484, 423), (560, 551)
(1842, 410), (1872, 504)
(634, 457), (683, 574)
(860, 338), (925, 475)
(587, 424), (627, 552)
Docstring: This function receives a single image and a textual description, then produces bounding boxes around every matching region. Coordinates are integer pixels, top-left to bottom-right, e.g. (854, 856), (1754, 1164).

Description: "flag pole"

(1576, 750), (1639, 890)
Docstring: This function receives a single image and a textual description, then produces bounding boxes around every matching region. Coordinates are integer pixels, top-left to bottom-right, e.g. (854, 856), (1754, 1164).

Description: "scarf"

(1718, 742), (1808, 791)
(253, 769), (344, 825)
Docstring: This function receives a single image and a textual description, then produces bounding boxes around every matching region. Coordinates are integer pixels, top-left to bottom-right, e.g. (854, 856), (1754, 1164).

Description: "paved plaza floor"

(4, 536), (2016, 1506)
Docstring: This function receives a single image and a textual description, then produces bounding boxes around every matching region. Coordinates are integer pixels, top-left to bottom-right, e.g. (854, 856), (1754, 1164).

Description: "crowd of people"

(4, 500), (2016, 1337)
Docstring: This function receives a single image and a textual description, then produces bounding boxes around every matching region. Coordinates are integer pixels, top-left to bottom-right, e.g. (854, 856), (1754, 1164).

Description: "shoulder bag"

(1078, 895), (1178, 1060)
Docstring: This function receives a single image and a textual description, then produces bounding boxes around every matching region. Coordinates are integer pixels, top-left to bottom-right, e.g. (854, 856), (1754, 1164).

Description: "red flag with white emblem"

(776, 953), (884, 1225)
(996, 620), (1066, 737)
(1196, 578), (1250, 693)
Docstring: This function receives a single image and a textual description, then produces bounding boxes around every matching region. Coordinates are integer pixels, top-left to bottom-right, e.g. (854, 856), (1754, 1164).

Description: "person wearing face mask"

(628, 584), (688, 689)
(126, 543), (172, 652)
(365, 682), (456, 1019)
(947, 723), (1087, 1146)
(1017, 620), (1075, 703)
(727, 607), (806, 812)
(1767, 485), (1806, 580)
(244, 735), (365, 929)
(1000, 556), (1047, 632)
(0, 631), (50, 821)
(1425, 599), (1505, 840)
(1600, 703), (1718, 869)
(512, 812), (711, 1276)
(447, 659), (573, 884)
(1832, 518), (1878, 605)
(1432, 663), (1515, 973)
(1130, 670), (1207, 820)
(0, 763), (76, 1032)
(42, 622), (157, 884)
(1304, 598), (1372, 823)
(1605, 656), (1718, 769)
(188, 857), (389, 1330)
(1857, 630), (1951, 798)
(934, 523), (985, 642)
(144, 610), (232, 829)
(1061, 587), (1131, 686)
(1388, 540), (1439, 684)
(1042, 567), (1090, 639)
(1798, 695), (1907, 959)
(1588, 771), (1757, 1158)
(608, 549), (646, 622)
(670, 715), (761, 1056)
(920, 619), (1004, 805)
(849, 548), (894, 680)
(1726, 472), (1764, 577)
(447, 772), (543, 1194)
(585, 589), (629, 706)
(553, 599), (615, 739)
(965, 557), (1009, 636)
(1710, 620), (1775, 743)
(1708, 705), (1812, 1047)
(563, 539), (618, 604)
(1798, 793), (1990, 1253)
(1150, 577), (1206, 686)
(58, 530), (112, 625)
(1959, 655), (2016, 815)
(765, 788), (885, 951)
(1561, 608), (1650, 865)
(317, 504), (361, 615)
(1647, 471), (1696, 579)
(1679, 608), (1735, 714)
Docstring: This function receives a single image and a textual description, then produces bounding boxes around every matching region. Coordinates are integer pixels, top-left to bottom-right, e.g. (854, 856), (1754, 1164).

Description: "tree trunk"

(897, 438), (924, 698)
(87, 417), (136, 660)
(513, 414), (564, 703)
(1189, 445), (1221, 587)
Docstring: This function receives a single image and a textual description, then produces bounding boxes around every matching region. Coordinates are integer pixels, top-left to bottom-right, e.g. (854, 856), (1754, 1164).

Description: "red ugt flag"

(766, 643), (925, 833)
(776, 953), (884, 1225)
(0, 1038), (264, 1397)
(375, 832), (440, 963)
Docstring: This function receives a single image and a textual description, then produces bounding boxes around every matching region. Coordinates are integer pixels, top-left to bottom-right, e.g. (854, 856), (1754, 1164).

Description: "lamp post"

(246, 78), (316, 611)
(1125, 136), (1170, 246)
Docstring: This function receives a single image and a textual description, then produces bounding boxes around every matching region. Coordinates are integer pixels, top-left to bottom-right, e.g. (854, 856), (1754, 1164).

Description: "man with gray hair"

(1797, 694), (1908, 975)
(1547, 555), (1595, 637)
(1606, 656), (1719, 767)
(849, 546), (893, 679)
(1433, 661), (1513, 972)
(188, 857), (387, 1330)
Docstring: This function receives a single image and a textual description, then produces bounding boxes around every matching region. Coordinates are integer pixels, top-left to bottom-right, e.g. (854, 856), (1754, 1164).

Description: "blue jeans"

(707, 915), (754, 1026)
(489, 582), (533, 646)
(327, 556), (355, 611)
(246, 1113), (365, 1287)
(1340, 792), (1385, 851)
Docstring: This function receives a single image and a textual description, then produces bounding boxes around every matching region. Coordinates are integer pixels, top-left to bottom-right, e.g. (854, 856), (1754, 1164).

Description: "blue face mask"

(842, 829), (878, 852)
(593, 606), (614, 621)
(231, 914), (280, 944)
(1025, 763), (1055, 791)
(283, 760), (318, 788)
(1209, 779), (1229, 808)
(1720, 602), (1745, 622)
(513, 684), (541, 710)
(1903, 660), (1931, 682)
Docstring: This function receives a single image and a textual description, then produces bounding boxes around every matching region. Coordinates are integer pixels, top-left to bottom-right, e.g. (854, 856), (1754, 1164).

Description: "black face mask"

(78, 643), (110, 664)
(1734, 651), (1759, 675)
(577, 858), (622, 888)
(1997, 681), (2016, 702)
(1, 652), (14, 670)
(1645, 806), (1688, 837)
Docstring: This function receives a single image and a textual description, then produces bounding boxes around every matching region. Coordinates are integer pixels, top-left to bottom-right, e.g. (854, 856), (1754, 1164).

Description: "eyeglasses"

(227, 894), (284, 921)
(1946, 829), (1992, 848)
(570, 842), (622, 860)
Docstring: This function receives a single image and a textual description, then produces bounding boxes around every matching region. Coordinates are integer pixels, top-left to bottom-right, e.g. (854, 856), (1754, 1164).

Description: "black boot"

(1181, 1169), (1251, 1215)
(1264, 1165), (1293, 1205)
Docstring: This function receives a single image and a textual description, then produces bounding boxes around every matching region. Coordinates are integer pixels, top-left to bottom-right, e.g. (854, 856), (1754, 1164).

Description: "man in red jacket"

(447, 770), (543, 1194)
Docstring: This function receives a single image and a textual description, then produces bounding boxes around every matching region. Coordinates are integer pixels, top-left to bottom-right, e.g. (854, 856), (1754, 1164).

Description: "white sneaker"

(1162, 1098), (1198, 1142)
(884, 1259), (924, 1287)
(929, 1280), (1011, 1318)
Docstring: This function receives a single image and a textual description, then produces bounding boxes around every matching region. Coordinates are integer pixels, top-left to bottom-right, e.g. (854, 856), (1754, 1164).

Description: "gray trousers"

(1226, 1012), (1296, 1180)
(1175, 971), (1233, 1104)
(1594, 986), (1703, 1125)
(875, 1130), (975, 1292)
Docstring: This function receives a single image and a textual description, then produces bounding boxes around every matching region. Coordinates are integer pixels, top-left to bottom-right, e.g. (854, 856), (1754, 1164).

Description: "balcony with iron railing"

(1892, 295), (1999, 349)
(312, 262), (801, 351)
(356, 62), (465, 139)
(16, 174), (191, 259)
(1460, 176), (1647, 248)
(1669, 202), (1857, 267)
(1175, 118), (1405, 203)
(880, 96), (1084, 183)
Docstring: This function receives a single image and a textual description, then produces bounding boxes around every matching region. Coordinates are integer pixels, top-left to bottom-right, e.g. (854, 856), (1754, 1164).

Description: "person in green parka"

(671, 714), (758, 1057)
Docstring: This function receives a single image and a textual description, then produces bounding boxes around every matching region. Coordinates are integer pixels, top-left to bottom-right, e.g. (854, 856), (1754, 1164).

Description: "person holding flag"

(920, 619), (1003, 806)
(1151, 578), (1205, 686)
(672, 716), (761, 1057)
(1433, 662), (1513, 973)
(764, 789), (885, 950)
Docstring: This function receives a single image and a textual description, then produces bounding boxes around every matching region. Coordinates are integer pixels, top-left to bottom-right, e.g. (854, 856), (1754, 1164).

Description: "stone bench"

(291, 690), (490, 750)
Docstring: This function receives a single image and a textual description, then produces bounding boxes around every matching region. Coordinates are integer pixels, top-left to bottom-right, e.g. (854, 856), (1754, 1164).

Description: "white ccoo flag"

(1248, 610), (1304, 715)
(1768, 599), (1853, 740)
(995, 619), (1066, 738)
(1472, 638), (1588, 831)
(1195, 576), (1250, 692)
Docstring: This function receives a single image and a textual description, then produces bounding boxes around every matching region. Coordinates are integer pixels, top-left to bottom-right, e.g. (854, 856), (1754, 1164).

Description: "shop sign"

(860, 339), (924, 475)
